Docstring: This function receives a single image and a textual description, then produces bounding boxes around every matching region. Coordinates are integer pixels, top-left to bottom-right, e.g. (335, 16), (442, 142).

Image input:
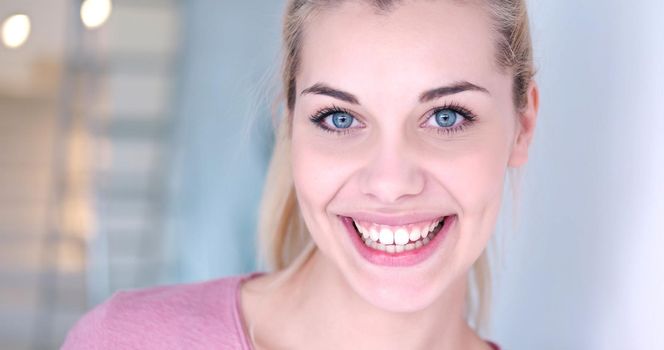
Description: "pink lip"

(339, 212), (451, 226)
(340, 214), (456, 267)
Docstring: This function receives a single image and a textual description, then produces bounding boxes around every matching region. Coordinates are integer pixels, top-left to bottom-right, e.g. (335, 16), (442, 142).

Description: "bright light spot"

(80, 0), (112, 29)
(1, 14), (31, 49)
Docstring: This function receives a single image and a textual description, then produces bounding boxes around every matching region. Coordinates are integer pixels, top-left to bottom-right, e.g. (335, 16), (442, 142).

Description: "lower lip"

(340, 215), (456, 267)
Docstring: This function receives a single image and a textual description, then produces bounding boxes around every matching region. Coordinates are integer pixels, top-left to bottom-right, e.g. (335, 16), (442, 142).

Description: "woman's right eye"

(309, 109), (363, 134)
(326, 112), (356, 129)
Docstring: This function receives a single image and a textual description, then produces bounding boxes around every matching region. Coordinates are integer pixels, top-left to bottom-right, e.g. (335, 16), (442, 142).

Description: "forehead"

(297, 0), (502, 102)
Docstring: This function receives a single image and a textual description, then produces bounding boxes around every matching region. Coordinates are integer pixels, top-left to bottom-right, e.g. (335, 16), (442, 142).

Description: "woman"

(64, 0), (538, 349)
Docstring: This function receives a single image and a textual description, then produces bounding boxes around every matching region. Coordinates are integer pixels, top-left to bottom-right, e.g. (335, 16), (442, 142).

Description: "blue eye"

(422, 106), (477, 135)
(330, 112), (354, 129)
(309, 107), (362, 135)
(433, 109), (461, 127)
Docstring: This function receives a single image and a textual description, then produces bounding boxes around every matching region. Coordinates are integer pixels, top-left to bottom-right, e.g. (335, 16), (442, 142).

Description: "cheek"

(292, 138), (347, 207)
(290, 123), (360, 231)
(452, 119), (514, 211)
(433, 130), (512, 265)
(447, 147), (508, 214)
(290, 113), (371, 203)
(291, 145), (320, 202)
(291, 125), (365, 259)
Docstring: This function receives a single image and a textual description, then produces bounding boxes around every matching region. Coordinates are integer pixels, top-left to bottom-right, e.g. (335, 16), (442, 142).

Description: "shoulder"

(62, 273), (261, 349)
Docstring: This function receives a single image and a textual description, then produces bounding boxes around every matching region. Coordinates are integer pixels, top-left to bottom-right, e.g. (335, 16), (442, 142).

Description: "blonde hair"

(256, 0), (535, 333)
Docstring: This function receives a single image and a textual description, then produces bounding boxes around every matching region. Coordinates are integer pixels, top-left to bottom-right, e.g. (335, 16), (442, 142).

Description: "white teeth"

(409, 228), (421, 242)
(394, 228), (409, 245)
(379, 228), (394, 245)
(360, 226), (369, 240)
(369, 228), (379, 242)
(354, 216), (447, 254)
(354, 220), (370, 240)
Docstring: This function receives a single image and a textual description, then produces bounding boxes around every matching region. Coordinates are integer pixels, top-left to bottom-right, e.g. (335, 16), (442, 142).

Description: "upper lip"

(338, 211), (453, 226)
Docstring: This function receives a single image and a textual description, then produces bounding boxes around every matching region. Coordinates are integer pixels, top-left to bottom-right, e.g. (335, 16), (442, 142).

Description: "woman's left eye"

(425, 108), (466, 129)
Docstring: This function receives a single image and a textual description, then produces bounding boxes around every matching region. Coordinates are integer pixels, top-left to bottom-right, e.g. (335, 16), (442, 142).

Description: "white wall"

(491, 1), (664, 348)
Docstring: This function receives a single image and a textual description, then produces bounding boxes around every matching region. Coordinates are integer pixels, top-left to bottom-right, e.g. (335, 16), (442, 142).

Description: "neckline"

(232, 271), (499, 350)
(233, 271), (265, 350)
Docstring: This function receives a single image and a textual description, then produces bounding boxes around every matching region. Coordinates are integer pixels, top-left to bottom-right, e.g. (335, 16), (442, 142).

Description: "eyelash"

(308, 102), (478, 136)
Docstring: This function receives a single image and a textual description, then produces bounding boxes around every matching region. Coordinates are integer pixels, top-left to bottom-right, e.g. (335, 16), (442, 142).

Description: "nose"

(358, 136), (426, 204)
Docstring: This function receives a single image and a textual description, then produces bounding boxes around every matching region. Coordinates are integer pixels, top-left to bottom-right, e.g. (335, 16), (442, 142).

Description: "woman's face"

(291, 0), (534, 312)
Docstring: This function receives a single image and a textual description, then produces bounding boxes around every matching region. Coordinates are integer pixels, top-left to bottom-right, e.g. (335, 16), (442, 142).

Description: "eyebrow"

(301, 83), (360, 104)
(300, 80), (489, 105)
(419, 81), (490, 103)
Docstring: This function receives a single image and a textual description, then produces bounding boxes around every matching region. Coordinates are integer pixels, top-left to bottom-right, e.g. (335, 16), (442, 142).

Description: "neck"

(274, 249), (482, 350)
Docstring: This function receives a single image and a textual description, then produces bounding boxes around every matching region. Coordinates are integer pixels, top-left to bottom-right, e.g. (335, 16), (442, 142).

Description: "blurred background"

(0, 0), (661, 349)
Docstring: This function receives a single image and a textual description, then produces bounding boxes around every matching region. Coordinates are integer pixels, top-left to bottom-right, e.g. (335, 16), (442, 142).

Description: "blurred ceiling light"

(80, 0), (112, 29)
(1, 14), (31, 49)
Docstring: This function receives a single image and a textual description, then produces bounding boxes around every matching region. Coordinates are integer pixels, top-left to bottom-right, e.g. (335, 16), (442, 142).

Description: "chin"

(352, 275), (446, 313)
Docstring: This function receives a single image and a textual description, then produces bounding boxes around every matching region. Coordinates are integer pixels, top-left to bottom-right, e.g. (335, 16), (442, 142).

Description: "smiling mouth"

(349, 216), (447, 254)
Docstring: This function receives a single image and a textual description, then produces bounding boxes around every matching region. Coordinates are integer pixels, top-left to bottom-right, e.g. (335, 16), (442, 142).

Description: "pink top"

(63, 272), (501, 349)
(62, 273), (260, 349)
